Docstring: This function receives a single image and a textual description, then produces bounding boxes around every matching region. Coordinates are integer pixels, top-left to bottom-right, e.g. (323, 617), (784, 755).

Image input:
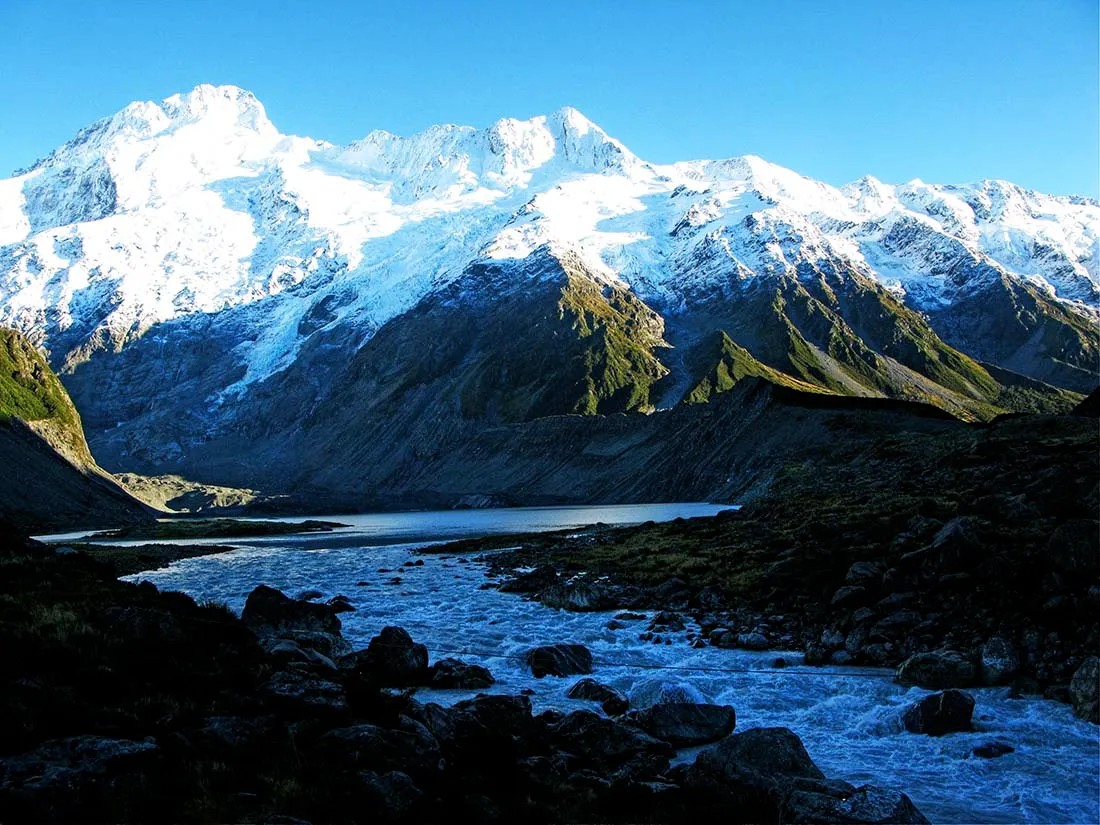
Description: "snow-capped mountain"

(0, 84), (1096, 493)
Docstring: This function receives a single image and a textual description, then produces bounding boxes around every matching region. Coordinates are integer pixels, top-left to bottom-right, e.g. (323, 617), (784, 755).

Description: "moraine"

(65, 503), (1099, 825)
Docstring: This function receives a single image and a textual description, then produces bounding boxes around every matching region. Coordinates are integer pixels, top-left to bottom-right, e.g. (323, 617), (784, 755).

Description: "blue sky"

(1, 0), (1096, 196)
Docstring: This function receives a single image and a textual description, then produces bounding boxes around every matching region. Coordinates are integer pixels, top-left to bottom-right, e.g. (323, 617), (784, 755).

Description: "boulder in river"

(895, 650), (978, 689)
(628, 702), (736, 747)
(902, 689), (975, 735)
(566, 678), (629, 715)
(526, 644), (593, 678)
(1069, 656), (1099, 723)
(783, 784), (930, 824)
(538, 579), (614, 611)
(549, 709), (673, 773)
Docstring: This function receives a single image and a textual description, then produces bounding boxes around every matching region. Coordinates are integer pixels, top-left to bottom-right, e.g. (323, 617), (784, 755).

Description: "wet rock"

(896, 650), (978, 689)
(614, 611), (647, 621)
(820, 628), (846, 650)
(605, 619), (625, 630)
(971, 742), (1014, 759)
(296, 589), (324, 601)
(526, 644), (593, 678)
(428, 658), (495, 689)
(902, 690), (975, 735)
(539, 579), (614, 612)
(1069, 656), (1099, 723)
(690, 727), (825, 782)
(566, 678), (629, 716)
(549, 710), (673, 774)
(737, 632), (769, 650)
(268, 639), (338, 671)
(628, 703), (736, 747)
(326, 595), (356, 613)
(629, 679), (707, 708)
(648, 610), (685, 631)
(980, 637), (1020, 686)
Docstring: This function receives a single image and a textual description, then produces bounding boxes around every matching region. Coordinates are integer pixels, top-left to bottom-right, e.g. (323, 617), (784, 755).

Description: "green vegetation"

(684, 330), (828, 403)
(0, 329), (75, 424)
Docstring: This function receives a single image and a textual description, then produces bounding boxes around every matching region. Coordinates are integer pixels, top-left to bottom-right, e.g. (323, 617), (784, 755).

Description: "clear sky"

(1, 0), (1097, 196)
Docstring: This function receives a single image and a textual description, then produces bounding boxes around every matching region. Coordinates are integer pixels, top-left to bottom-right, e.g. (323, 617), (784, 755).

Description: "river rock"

(653, 577), (693, 610)
(737, 631), (769, 650)
(539, 579), (614, 612)
(1069, 656), (1099, 723)
(526, 644), (593, 678)
(690, 727), (825, 782)
(629, 679), (707, 708)
(896, 650), (978, 689)
(980, 637), (1020, 686)
(428, 658), (494, 689)
(971, 742), (1015, 759)
(902, 690), (975, 735)
(628, 702), (736, 747)
(831, 585), (869, 608)
(566, 678), (629, 715)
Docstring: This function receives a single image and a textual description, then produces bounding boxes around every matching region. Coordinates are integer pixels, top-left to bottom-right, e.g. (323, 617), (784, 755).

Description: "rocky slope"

(0, 328), (151, 531)
(0, 85), (1094, 500)
(470, 407), (1099, 713)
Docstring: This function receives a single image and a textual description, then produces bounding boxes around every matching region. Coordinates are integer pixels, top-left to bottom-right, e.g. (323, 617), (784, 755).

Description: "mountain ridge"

(0, 84), (1095, 498)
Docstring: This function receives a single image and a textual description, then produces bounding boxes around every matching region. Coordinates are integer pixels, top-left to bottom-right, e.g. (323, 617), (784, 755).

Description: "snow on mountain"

(0, 83), (1096, 394)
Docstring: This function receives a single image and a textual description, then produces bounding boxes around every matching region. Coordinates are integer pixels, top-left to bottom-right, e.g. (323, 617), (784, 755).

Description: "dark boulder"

(539, 579), (615, 612)
(653, 577), (693, 610)
(345, 626), (430, 686)
(831, 586), (869, 608)
(566, 678), (629, 715)
(526, 644), (593, 678)
(691, 727), (825, 782)
(319, 720), (444, 778)
(783, 783), (930, 824)
(549, 710), (673, 774)
(498, 564), (558, 593)
(845, 561), (884, 589)
(628, 702), (736, 747)
(428, 658), (494, 689)
(896, 650), (978, 689)
(902, 690), (975, 735)
(971, 742), (1014, 759)
(1069, 656), (1099, 723)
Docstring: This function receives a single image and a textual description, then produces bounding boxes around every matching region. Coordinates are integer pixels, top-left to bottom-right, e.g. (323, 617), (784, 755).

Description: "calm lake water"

(40, 503), (1100, 824)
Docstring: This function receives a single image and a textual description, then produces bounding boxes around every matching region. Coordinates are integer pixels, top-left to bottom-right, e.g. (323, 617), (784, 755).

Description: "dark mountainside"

(0, 329), (151, 533)
(59, 250), (1091, 505)
(461, 404), (1099, 713)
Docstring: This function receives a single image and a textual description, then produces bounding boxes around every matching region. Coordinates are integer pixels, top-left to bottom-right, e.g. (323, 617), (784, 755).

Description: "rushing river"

(58, 504), (1099, 824)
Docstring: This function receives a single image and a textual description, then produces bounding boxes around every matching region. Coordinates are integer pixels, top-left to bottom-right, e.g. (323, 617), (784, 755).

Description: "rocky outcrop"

(428, 658), (494, 689)
(241, 584), (350, 658)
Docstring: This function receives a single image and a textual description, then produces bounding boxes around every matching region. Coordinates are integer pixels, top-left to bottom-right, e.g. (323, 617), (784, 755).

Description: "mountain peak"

(159, 83), (272, 132)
